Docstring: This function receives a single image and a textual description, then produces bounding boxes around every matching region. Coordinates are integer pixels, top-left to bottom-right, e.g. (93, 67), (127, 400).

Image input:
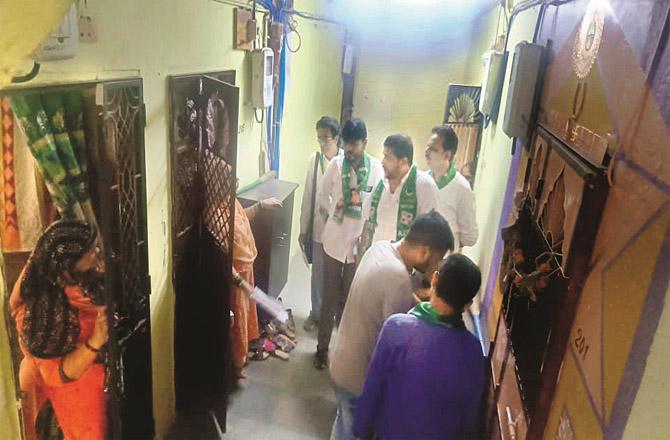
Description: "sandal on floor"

(262, 338), (277, 353)
(273, 334), (297, 353)
(272, 349), (290, 361)
(249, 347), (269, 361)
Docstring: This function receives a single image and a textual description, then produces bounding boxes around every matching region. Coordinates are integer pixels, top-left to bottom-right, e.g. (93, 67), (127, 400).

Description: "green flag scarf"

(367, 165), (418, 242)
(340, 153), (371, 221)
(430, 160), (457, 190)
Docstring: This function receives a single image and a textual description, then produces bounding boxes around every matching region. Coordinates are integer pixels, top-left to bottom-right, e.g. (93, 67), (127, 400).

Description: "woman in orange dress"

(9, 220), (108, 440)
(230, 196), (281, 378)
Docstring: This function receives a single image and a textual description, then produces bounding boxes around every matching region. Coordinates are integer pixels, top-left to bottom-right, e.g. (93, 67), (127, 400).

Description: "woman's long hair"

(20, 220), (98, 358)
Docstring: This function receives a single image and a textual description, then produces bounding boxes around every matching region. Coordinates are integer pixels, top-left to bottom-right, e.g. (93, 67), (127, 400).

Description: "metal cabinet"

(238, 179), (298, 299)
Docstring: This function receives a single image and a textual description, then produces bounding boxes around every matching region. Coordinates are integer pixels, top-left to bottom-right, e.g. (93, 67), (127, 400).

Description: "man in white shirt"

(315, 118), (384, 369)
(299, 116), (342, 332)
(359, 133), (438, 255)
(425, 126), (478, 249)
(328, 211), (455, 440)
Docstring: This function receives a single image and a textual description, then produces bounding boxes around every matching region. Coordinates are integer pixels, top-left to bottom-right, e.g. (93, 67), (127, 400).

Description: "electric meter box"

(251, 48), (274, 108)
(503, 41), (544, 138)
(34, 4), (79, 61)
(479, 50), (506, 117)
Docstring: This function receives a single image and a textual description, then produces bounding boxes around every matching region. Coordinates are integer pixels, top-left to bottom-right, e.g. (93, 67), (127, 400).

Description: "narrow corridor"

(225, 254), (336, 439)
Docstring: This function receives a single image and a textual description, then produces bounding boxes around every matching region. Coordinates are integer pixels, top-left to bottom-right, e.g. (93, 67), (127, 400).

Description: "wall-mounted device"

(250, 48), (274, 108)
(479, 50), (506, 117)
(33, 4), (79, 61)
(503, 41), (544, 138)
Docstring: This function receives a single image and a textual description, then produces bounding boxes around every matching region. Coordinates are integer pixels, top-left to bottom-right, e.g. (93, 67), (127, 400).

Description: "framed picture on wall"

(443, 84), (483, 187)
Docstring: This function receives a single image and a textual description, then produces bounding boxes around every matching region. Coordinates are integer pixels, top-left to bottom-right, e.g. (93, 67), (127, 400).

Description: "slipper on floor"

(249, 347), (270, 361)
(273, 334), (297, 353)
(262, 338), (277, 353)
(272, 349), (290, 361)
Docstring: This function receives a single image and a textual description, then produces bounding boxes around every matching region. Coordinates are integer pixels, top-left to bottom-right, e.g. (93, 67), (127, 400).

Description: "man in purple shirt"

(354, 254), (485, 440)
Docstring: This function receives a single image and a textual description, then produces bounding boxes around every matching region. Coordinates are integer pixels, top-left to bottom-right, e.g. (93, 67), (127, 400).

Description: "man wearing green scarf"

(316, 118), (383, 369)
(354, 254), (485, 439)
(328, 212), (454, 440)
(425, 126), (479, 250)
(360, 133), (438, 256)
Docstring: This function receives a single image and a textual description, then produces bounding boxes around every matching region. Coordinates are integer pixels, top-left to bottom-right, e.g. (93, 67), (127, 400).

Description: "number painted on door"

(573, 327), (590, 361)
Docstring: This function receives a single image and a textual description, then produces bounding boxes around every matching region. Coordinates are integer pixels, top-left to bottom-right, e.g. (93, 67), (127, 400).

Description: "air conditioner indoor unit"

(502, 41), (544, 139)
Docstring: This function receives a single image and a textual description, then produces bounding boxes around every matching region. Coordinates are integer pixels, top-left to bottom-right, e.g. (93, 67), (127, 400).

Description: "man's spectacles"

(317, 136), (333, 141)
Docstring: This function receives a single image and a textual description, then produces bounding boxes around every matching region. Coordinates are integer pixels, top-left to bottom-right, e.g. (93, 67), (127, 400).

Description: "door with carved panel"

(486, 126), (608, 439)
(97, 79), (154, 439)
(169, 72), (238, 432)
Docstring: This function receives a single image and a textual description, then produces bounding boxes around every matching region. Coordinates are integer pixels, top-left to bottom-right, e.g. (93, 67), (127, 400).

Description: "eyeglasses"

(317, 136), (333, 141)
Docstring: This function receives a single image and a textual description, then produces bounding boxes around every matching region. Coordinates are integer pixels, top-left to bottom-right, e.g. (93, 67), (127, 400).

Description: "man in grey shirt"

(328, 211), (455, 440)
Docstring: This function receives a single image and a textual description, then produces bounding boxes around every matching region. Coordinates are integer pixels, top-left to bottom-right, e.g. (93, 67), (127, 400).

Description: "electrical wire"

(285, 15), (302, 53)
(254, 107), (264, 123)
(286, 28), (302, 53)
(285, 8), (344, 26)
(212, 0), (264, 11)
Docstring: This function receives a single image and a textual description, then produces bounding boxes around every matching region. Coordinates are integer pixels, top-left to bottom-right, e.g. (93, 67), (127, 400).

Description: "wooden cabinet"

(238, 179), (298, 299)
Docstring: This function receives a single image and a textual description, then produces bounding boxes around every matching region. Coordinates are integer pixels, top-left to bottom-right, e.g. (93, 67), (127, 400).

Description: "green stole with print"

(367, 165), (418, 242)
(340, 153), (371, 222)
(430, 160), (457, 190)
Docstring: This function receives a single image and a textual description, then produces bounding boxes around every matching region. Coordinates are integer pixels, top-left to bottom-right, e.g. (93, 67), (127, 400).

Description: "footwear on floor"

(303, 317), (318, 332)
(313, 348), (329, 370)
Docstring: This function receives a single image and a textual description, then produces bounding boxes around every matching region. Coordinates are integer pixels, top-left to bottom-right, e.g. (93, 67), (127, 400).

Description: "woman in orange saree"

(230, 198), (260, 378)
(9, 220), (108, 440)
(230, 197), (281, 377)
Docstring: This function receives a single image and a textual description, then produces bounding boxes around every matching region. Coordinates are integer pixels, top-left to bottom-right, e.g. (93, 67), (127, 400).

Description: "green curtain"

(10, 92), (99, 234)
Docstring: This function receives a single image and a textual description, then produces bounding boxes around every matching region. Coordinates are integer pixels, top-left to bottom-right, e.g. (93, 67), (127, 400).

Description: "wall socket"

(79, 15), (98, 43)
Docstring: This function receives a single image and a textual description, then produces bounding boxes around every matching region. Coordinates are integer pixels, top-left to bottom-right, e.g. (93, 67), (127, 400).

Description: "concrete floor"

(225, 252), (337, 439)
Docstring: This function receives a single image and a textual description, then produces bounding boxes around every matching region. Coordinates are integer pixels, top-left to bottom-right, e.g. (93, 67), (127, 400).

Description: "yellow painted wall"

(353, 47), (468, 163)
(0, 0), (343, 437)
(624, 283), (670, 439)
(278, 13), (344, 259)
(462, 6), (540, 315)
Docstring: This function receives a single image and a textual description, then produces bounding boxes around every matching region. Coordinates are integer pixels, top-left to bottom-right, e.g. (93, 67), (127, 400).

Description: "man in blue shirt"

(354, 254), (485, 440)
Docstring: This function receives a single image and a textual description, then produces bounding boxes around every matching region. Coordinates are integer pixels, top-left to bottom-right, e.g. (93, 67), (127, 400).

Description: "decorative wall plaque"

(572, 1), (605, 79)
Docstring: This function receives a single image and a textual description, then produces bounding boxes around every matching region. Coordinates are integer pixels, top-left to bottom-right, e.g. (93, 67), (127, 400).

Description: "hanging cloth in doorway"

(340, 153), (371, 222)
(367, 165), (418, 242)
(1, 97), (46, 251)
(10, 92), (97, 229)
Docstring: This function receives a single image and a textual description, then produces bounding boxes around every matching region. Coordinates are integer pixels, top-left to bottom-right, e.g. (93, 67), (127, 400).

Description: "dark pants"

(317, 251), (356, 351)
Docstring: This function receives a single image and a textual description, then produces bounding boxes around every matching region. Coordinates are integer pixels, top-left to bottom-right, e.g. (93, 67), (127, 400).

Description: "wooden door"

(487, 126), (608, 438)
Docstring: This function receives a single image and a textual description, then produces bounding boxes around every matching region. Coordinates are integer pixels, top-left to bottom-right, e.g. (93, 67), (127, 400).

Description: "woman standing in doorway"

(10, 220), (108, 439)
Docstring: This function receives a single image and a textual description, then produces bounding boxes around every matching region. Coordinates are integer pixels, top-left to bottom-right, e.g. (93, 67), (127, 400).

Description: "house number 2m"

(574, 327), (590, 361)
